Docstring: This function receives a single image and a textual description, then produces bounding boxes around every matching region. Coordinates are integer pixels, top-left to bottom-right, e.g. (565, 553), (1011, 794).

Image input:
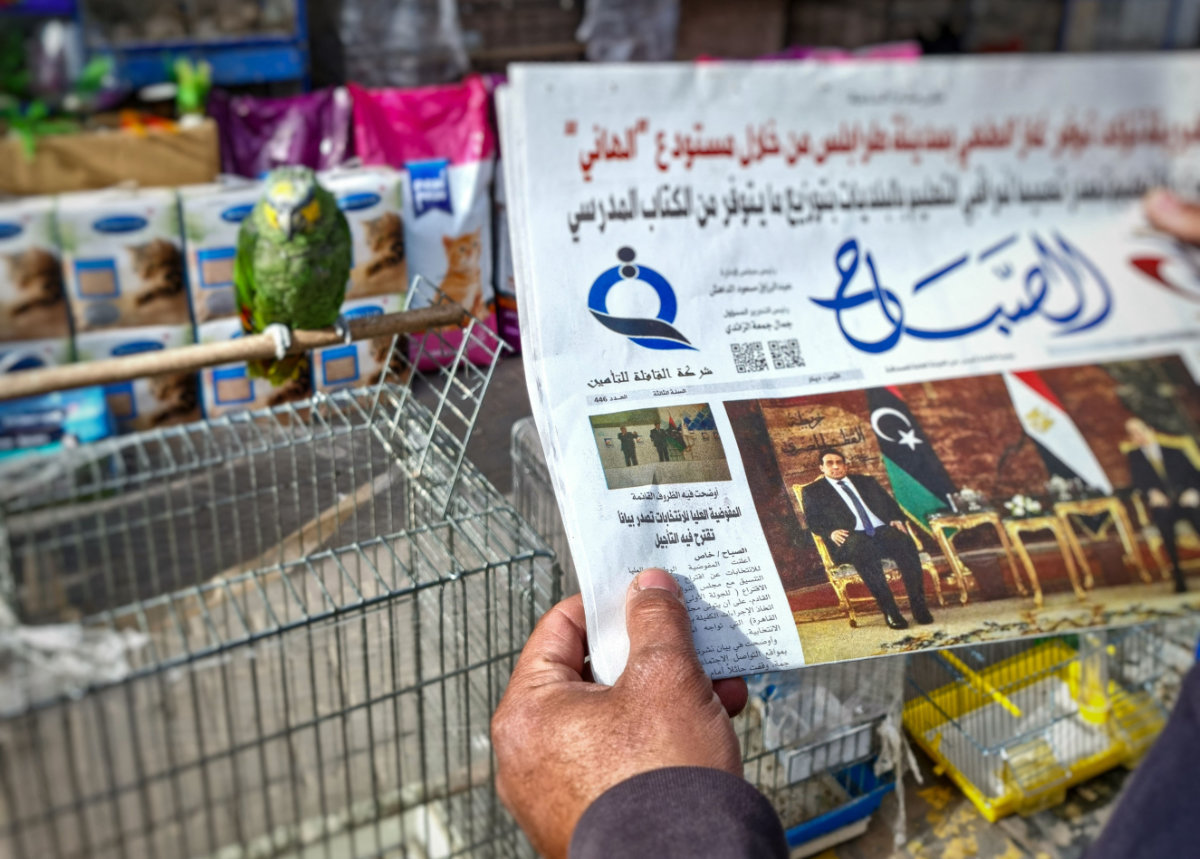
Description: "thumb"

(621, 568), (708, 692)
(1145, 189), (1200, 246)
(623, 569), (750, 716)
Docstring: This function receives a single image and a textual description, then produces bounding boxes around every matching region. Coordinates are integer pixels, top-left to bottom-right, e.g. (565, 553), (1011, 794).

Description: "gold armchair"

(1129, 490), (1200, 579)
(793, 482), (944, 628)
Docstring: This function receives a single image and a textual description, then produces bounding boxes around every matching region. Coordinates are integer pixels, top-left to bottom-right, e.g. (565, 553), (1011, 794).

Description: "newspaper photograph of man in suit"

(801, 448), (933, 630)
(725, 354), (1200, 662)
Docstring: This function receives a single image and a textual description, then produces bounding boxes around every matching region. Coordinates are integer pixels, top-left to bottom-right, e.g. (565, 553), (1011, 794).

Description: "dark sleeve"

(569, 767), (788, 859)
(801, 484), (830, 541)
(1084, 662), (1200, 859)
(1125, 452), (1149, 492)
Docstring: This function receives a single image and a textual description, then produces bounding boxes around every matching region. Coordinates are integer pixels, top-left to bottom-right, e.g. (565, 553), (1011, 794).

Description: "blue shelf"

(0, 0), (75, 16)
(79, 0), (309, 89)
(99, 39), (308, 89)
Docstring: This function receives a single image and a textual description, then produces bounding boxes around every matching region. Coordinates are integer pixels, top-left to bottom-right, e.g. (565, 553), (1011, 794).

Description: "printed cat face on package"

(443, 229), (481, 271)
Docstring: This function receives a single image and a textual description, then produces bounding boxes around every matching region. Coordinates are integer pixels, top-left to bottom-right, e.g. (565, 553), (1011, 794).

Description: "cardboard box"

(312, 294), (404, 393)
(319, 166), (408, 302)
(75, 324), (199, 433)
(0, 196), (71, 343)
(0, 119), (219, 196)
(0, 337), (72, 372)
(58, 187), (190, 333)
(196, 317), (313, 419)
(179, 180), (262, 324)
(0, 385), (114, 462)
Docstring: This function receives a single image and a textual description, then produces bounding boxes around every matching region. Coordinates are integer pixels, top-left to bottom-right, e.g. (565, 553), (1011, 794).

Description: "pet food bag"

(0, 195), (71, 348)
(179, 179), (262, 324)
(57, 187), (190, 333)
(492, 159), (519, 351)
(480, 72), (520, 352)
(349, 76), (500, 367)
(75, 324), (199, 433)
(208, 86), (354, 179)
(318, 165), (408, 303)
(195, 317), (314, 419)
(312, 294), (404, 393)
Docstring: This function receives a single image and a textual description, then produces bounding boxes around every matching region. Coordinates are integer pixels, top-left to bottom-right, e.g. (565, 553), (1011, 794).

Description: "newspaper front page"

(500, 56), (1200, 684)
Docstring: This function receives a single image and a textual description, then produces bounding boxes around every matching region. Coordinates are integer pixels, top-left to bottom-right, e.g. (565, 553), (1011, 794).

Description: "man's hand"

(1146, 189), (1200, 245)
(890, 520), (905, 531)
(1182, 489), (1200, 508)
(831, 528), (850, 546)
(1149, 488), (1171, 508)
(491, 568), (748, 859)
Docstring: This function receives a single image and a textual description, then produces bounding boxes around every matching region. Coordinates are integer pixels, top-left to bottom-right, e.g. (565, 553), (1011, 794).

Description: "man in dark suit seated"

(800, 448), (934, 629)
(1125, 417), (1200, 593)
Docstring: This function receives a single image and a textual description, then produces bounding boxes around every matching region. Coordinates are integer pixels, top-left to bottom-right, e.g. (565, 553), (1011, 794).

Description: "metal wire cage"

(0, 304), (559, 859)
(509, 417), (577, 596)
(741, 658), (907, 854)
(902, 621), (1196, 822)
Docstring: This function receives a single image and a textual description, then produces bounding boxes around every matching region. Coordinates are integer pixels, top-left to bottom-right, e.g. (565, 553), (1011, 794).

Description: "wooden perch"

(0, 305), (467, 402)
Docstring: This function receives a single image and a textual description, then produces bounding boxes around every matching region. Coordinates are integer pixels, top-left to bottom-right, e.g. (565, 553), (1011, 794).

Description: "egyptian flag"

(866, 386), (955, 531)
(1003, 372), (1113, 494)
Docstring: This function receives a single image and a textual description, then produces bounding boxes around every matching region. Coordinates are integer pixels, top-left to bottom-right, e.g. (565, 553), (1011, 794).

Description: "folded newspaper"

(499, 56), (1200, 684)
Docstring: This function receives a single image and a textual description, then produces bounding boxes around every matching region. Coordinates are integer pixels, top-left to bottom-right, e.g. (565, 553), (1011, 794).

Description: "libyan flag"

(666, 413), (687, 452)
(866, 386), (955, 532)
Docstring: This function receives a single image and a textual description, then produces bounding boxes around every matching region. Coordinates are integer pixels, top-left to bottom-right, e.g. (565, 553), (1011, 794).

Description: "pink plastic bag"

(350, 77), (499, 368)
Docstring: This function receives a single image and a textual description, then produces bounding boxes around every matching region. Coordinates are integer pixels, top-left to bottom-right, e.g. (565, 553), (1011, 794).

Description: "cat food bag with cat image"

(312, 294), (405, 394)
(195, 317), (314, 419)
(75, 324), (200, 433)
(179, 179), (263, 324)
(317, 165), (408, 303)
(349, 76), (500, 368)
(57, 187), (190, 333)
(0, 195), (71, 345)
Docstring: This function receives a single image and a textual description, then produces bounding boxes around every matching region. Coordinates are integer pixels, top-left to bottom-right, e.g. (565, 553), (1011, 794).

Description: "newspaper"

(499, 56), (1200, 684)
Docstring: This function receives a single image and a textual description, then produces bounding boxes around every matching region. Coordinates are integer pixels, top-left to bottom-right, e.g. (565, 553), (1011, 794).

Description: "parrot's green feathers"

(233, 167), (352, 383)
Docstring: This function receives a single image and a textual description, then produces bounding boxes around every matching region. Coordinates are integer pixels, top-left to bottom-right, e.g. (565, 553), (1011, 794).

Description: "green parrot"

(235, 166), (353, 385)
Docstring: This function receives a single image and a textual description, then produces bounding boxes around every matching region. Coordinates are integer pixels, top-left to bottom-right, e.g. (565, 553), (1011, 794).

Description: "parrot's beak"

(283, 213), (295, 241)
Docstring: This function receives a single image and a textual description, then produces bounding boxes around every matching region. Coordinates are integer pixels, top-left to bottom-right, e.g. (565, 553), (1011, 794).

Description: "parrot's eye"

(265, 205), (280, 230)
(301, 199), (321, 224)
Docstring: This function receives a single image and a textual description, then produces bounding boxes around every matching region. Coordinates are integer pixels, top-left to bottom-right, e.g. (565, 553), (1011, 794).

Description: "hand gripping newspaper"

(498, 56), (1200, 685)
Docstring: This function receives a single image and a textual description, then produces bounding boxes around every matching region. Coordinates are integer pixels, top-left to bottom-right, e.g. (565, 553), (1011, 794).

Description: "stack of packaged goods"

(313, 165), (408, 393)
(0, 196), (115, 457)
(57, 187), (200, 433)
(0, 195), (72, 370)
(179, 178), (308, 418)
(182, 167), (412, 416)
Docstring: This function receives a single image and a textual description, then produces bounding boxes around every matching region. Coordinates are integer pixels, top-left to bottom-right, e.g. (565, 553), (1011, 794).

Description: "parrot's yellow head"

(262, 167), (323, 241)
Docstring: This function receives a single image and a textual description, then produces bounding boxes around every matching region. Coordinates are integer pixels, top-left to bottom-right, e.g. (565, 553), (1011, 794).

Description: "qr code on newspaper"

(769, 338), (805, 370)
(731, 341), (768, 374)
